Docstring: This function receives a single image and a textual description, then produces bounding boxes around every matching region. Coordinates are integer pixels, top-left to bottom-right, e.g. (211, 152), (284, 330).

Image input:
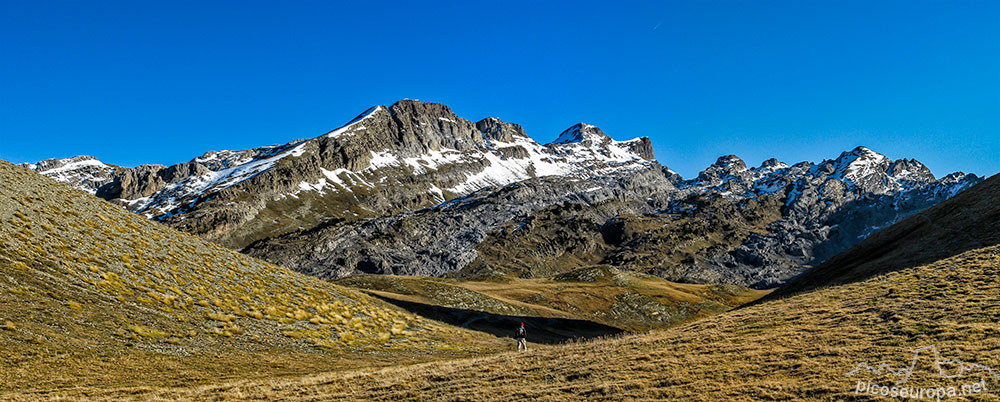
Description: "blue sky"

(1, 1), (997, 178)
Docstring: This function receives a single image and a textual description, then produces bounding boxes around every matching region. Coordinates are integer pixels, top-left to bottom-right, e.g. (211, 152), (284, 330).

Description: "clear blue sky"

(2, 1), (997, 178)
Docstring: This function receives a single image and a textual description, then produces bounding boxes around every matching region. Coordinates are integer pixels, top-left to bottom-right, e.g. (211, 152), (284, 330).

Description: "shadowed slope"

(767, 173), (1000, 300)
(339, 268), (767, 333)
(371, 295), (625, 344)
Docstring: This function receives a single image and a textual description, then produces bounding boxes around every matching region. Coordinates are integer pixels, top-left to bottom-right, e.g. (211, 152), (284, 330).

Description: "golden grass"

(0, 161), (506, 396)
(63, 244), (1000, 401)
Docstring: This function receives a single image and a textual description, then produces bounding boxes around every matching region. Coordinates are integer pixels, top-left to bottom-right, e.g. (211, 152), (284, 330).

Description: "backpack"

(516, 326), (525, 338)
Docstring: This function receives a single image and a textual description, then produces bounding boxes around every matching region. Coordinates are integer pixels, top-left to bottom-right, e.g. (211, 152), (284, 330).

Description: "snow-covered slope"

(22, 156), (120, 195)
(137, 141), (309, 218)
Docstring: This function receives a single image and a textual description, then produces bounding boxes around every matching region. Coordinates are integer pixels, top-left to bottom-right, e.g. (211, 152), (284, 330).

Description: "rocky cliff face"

(241, 143), (979, 288)
(28, 100), (983, 288)
(243, 165), (677, 279)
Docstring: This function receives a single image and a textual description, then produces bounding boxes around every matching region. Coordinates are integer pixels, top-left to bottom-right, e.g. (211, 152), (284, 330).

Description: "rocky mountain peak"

(621, 137), (655, 161)
(836, 146), (889, 166)
(550, 123), (612, 146)
(888, 158), (935, 183)
(22, 155), (119, 195)
(823, 146), (892, 182)
(712, 155), (748, 171)
(846, 145), (883, 158)
(25, 155), (107, 172)
(685, 155), (753, 190)
(323, 105), (387, 139)
(475, 116), (527, 143)
(389, 99), (460, 123)
(940, 171), (973, 183)
(759, 158), (785, 169)
(387, 99), (492, 154)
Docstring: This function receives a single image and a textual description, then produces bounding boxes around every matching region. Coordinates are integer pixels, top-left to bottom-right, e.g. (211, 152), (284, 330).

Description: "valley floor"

(20, 245), (1000, 401)
(338, 268), (768, 334)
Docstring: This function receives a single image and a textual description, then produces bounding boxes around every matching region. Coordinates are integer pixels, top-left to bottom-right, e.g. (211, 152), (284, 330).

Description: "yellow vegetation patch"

(129, 325), (169, 338)
(0, 161), (497, 397)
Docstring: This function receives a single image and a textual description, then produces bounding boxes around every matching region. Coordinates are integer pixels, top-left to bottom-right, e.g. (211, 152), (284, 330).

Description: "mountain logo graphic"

(846, 345), (1000, 386)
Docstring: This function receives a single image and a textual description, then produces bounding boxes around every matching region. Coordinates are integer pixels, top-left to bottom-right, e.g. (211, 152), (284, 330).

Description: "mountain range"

(26, 99), (982, 288)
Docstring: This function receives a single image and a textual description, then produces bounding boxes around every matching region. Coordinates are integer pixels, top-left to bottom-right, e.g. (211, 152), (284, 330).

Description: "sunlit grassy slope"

(0, 161), (503, 396)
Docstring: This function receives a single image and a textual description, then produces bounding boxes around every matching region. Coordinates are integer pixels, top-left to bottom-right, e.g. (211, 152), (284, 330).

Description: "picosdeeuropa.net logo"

(846, 345), (999, 400)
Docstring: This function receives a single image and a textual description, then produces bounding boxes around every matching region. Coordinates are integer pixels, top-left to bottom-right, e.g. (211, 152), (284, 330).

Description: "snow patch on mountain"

(368, 151), (400, 170)
(829, 146), (890, 184)
(22, 156), (118, 195)
(551, 123), (602, 144)
(326, 105), (383, 138)
(402, 149), (468, 175)
(136, 141), (308, 215)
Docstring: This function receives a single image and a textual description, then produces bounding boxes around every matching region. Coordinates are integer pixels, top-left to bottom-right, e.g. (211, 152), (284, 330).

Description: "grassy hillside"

(339, 266), (767, 333)
(0, 161), (503, 395)
(769, 173), (1000, 299)
(99, 243), (1000, 401)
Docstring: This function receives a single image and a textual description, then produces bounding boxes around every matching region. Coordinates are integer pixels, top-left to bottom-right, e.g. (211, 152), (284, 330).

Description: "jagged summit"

(759, 158), (786, 169)
(475, 116), (527, 143)
(25, 154), (106, 171)
(548, 123), (654, 161)
(889, 158), (935, 183)
(835, 146), (890, 165)
(681, 145), (977, 199)
(550, 123), (611, 145)
(21, 155), (119, 195)
(712, 155), (748, 170)
(828, 146), (890, 180)
(794, 145), (949, 194)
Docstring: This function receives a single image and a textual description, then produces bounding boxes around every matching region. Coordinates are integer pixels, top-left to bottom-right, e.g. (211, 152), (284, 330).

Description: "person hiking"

(515, 322), (527, 352)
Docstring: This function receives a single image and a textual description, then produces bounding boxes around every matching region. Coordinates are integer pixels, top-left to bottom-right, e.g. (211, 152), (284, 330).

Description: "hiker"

(515, 322), (527, 352)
